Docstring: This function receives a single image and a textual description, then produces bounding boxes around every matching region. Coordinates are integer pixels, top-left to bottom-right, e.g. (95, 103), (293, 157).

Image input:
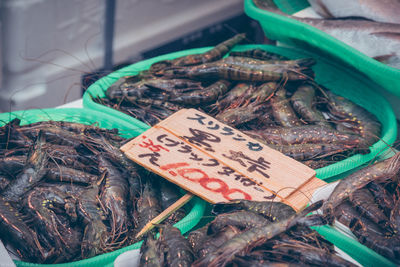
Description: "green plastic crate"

(0, 108), (206, 267)
(244, 0), (400, 97)
(83, 44), (397, 181)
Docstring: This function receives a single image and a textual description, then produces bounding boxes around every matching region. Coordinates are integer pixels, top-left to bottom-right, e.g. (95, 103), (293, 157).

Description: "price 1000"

(160, 162), (252, 202)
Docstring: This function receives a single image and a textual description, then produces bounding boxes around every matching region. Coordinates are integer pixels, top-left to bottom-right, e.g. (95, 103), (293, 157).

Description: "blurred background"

(0, 0), (265, 112)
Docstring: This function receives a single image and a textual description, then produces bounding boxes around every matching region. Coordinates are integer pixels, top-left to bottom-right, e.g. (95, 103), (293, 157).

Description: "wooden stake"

(135, 193), (194, 239)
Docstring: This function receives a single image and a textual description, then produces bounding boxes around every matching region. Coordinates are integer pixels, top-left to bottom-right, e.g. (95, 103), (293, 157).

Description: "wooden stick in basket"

(135, 192), (194, 239)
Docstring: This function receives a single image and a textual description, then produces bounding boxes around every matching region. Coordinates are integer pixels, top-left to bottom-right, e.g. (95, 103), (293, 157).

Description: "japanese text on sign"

(121, 109), (321, 210)
(133, 133), (276, 203)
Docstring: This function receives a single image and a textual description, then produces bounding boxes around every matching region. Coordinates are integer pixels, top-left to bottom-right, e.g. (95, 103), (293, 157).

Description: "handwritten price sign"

(121, 109), (326, 210)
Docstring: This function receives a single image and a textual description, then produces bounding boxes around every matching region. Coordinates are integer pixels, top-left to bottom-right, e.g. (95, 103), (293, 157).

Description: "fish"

(308, 0), (400, 24)
(253, 0), (400, 68)
(292, 17), (400, 66)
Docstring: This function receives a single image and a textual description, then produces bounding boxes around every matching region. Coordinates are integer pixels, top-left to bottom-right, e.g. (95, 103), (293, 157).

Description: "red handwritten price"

(160, 163), (251, 201)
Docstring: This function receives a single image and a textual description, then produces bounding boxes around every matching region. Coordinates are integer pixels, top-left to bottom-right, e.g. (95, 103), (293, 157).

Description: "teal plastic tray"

(0, 108), (206, 267)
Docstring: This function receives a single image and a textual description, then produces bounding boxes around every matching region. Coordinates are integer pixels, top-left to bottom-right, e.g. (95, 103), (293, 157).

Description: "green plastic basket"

(312, 225), (396, 267)
(0, 108), (206, 267)
(83, 44), (397, 180)
(244, 0), (400, 97)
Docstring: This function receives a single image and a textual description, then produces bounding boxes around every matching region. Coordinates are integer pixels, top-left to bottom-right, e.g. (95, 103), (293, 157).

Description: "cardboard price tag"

(121, 109), (326, 210)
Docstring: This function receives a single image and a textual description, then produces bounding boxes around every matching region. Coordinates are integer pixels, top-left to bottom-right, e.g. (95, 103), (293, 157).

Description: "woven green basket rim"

(0, 108), (206, 267)
(244, 0), (400, 97)
(83, 44), (397, 181)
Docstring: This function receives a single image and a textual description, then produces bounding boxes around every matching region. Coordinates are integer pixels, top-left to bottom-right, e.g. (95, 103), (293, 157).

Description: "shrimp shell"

(160, 225), (194, 267)
(212, 200), (295, 222)
(149, 33), (246, 72)
(159, 58), (315, 82)
(291, 83), (331, 127)
(349, 187), (393, 230)
(270, 87), (302, 127)
(243, 125), (362, 146)
(2, 132), (48, 202)
(168, 80), (232, 106)
(327, 91), (381, 147)
(323, 152), (400, 222)
(0, 196), (46, 262)
(229, 49), (288, 61)
(209, 210), (268, 233)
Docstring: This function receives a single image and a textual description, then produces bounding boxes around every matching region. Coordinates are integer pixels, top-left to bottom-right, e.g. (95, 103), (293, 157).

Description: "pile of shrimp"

(94, 33), (381, 169)
(0, 119), (186, 263)
(323, 152), (400, 263)
(139, 199), (357, 267)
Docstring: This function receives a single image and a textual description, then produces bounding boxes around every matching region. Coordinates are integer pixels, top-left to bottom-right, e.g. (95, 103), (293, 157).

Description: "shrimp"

(0, 175), (10, 191)
(133, 98), (182, 112)
(368, 181), (395, 215)
(149, 33), (246, 72)
(96, 134), (141, 196)
(221, 56), (315, 69)
(144, 78), (203, 92)
(248, 81), (278, 104)
(25, 188), (82, 262)
(168, 80), (232, 106)
(326, 91), (381, 147)
(46, 144), (98, 172)
(40, 126), (99, 148)
(159, 225), (195, 267)
(192, 201), (325, 267)
(390, 198), (400, 233)
(105, 75), (153, 101)
(334, 202), (400, 262)
(98, 154), (129, 245)
(187, 224), (209, 254)
(229, 49), (288, 61)
(212, 200), (295, 222)
(291, 83), (331, 127)
(266, 143), (357, 161)
(2, 131), (48, 202)
(159, 59), (314, 82)
(46, 164), (98, 185)
(209, 210), (268, 233)
(323, 152), (400, 222)
(243, 125), (363, 146)
(0, 155), (26, 178)
(215, 102), (267, 126)
(269, 241), (357, 267)
(270, 87), (302, 127)
(139, 234), (163, 267)
(0, 196), (47, 262)
(197, 225), (241, 258)
(0, 119), (33, 149)
(213, 82), (253, 111)
(135, 181), (162, 235)
(77, 185), (109, 258)
(349, 187), (393, 230)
